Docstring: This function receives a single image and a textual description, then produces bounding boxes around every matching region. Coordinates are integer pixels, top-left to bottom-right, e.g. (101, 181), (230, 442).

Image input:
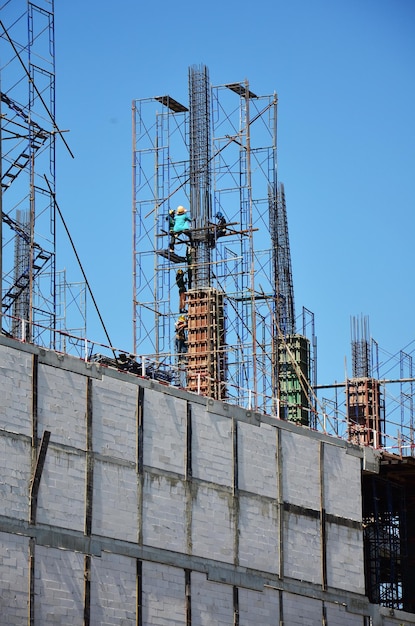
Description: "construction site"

(1, 2), (414, 624)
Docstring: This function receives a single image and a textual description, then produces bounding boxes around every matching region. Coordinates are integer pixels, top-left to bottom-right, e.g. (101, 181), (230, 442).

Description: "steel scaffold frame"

(1, 2), (88, 353)
(1, 0), (57, 346)
(132, 68), (316, 414)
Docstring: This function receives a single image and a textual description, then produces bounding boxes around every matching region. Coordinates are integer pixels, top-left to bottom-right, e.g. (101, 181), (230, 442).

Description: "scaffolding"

(400, 350), (414, 452)
(132, 65), (316, 414)
(315, 316), (415, 454)
(0, 2), (87, 351)
(1, 1), (57, 345)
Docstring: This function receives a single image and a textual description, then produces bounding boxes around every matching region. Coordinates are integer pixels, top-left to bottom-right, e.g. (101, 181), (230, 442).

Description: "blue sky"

(47, 0), (415, 388)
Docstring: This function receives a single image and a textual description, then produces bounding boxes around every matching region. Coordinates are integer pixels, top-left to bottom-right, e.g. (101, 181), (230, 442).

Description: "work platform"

(157, 249), (186, 263)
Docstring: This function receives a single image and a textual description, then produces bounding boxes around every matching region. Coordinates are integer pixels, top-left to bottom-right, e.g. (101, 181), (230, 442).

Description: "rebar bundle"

(188, 64), (212, 288)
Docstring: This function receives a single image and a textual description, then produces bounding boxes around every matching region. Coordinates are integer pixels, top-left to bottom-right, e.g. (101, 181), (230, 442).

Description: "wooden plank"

(158, 249), (186, 263)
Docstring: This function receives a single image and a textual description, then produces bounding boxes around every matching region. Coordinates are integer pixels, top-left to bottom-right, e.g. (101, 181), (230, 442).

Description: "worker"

(175, 314), (187, 356)
(176, 269), (187, 312)
(173, 205), (192, 244)
(167, 209), (175, 251)
(208, 211), (227, 248)
(215, 212), (227, 237)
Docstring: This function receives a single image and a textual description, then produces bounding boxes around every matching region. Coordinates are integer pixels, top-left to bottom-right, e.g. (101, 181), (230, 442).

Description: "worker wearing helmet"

(175, 314), (188, 357)
(216, 211), (227, 237)
(173, 205), (192, 245)
(176, 269), (187, 312)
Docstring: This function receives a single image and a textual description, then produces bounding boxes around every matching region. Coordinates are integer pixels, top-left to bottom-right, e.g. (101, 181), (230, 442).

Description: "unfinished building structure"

(347, 316), (385, 449)
(348, 317), (414, 612)
(132, 64), (316, 418)
(1, 3), (415, 624)
(1, 332), (415, 626)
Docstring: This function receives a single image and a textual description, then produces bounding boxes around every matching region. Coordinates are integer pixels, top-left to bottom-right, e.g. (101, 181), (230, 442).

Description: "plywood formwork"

(186, 287), (226, 399)
(347, 377), (385, 448)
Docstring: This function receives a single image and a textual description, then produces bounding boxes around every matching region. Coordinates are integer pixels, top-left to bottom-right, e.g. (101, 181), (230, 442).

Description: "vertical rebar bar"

(351, 314), (371, 378)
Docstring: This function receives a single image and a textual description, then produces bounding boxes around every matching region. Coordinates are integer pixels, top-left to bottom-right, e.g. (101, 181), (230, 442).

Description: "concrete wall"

(0, 336), (414, 625)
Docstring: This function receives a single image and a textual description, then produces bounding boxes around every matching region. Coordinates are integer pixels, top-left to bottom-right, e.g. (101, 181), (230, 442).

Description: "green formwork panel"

(278, 334), (310, 426)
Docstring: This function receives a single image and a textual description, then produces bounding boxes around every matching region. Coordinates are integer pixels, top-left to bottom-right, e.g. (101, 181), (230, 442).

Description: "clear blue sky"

(47, 0), (414, 388)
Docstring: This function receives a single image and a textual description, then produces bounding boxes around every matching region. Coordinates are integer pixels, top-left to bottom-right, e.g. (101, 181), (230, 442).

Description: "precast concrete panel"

(282, 591), (323, 625)
(90, 552), (137, 625)
(142, 472), (187, 553)
(144, 388), (186, 474)
(281, 430), (320, 509)
(0, 436), (30, 520)
(192, 404), (232, 486)
(238, 586), (280, 625)
(35, 545), (84, 626)
(36, 446), (85, 532)
(1, 338), (411, 625)
(238, 493), (279, 573)
(142, 561), (186, 626)
(191, 483), (234, 563)
(191, 571), (234, 626)
(326, 522), (365, 594)
(92, 459), (138, 542)
(382, 614), (415, 626)
(93, 376), (138, 461)
(324, 443), (362, 520)
(0, 344), (32, 437)
(0, 532), (29, 626)
(237, 421), (277, 498)
(38, 363), (86, 449)
(325, 602), (365, 625)
(283, 512), (322, 584)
